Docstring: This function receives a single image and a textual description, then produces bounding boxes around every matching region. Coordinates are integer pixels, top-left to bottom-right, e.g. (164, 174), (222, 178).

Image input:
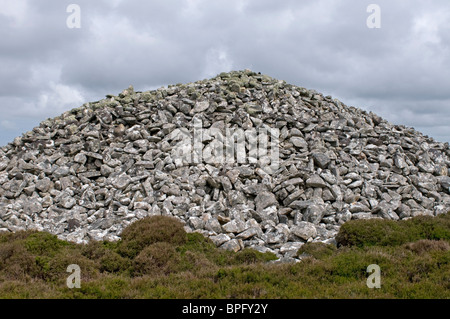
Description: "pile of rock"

(0, 70), (449, 260)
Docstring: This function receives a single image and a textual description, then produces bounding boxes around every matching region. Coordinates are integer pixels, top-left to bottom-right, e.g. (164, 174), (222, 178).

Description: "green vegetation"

(0, 214), (449, 299)
(336, 213), (450, 247)
(117, 215), (187, 258)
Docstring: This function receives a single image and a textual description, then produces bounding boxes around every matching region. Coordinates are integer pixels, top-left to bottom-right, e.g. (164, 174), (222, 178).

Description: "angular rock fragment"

(255, 191), (278, 213)
(291, 221), (317, 241)
(303, 204), (327, 224)
(306, 175), (328, 188)
(312, 153), (330, 169)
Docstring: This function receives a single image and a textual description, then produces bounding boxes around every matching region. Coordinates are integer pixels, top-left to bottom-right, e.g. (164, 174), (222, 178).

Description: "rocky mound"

(0, 70), (449, 260)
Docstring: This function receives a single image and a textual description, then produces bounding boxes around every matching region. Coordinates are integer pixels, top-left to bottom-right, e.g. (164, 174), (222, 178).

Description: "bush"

(99, 250), (130, 273)
(336, 213), (450, 247)
(336, 219), (407, 247)
(24, 231), (71, 256)
(232, 249), (278, 264)
(132, 242), (180, 276)
(407, 214), (450, 240)
(1, 211), (449, 298)
(405, 240), (450, 255)
(0, 230), (40, 244)
(42, 248), (100, 282)
(0, 241), (40, 280)
(81, 241), (130, 273)
(178, 250), (215, 272)
(177, 232), (217, 255)
(118, 216), (187, 258)
(297, 242), (337, 259)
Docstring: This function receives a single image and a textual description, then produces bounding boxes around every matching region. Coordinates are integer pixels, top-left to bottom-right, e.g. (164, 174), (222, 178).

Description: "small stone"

(111, 174), (131, 190)
(254, 205), (279, 224)
(36, 178), (52, 193)
(60, 196), (77, 209)
(393, 154), (407, 169)
(263, 224), (290, 244)
(280, 242), (304, 257)
(312, 153), (330, 169)
(417, 161), (435, 174)
(282, 177), (304, 187)
(290, 137), (308, 148)
(303, 204), (326, 224)
(193, 101), (210, 113)
(349, 202), (371, 213)
(0, 161), (7, 172)
(290, 200), (314, 210)
(114, 124), (126, 137)
(67, 218), (81, 231)
(53, 166), (70, 178)
(189, 217), (205, 230)
(227, 190), (246, 206)
(306, 175), (327, 188)
(352, 212), (375, 220)
(205, 218), (223, 234)
(283, 190), (303, 206)
(222, 220), (246, 233)
(291, 221), (317, 241)
(220, 239), (242, 252)
(255, 191), (278, 213)
(209, 234), (230, 246)
(0, 172), (8, 185)
(236, 227), (259, 240)
(23, 201), (43, 214)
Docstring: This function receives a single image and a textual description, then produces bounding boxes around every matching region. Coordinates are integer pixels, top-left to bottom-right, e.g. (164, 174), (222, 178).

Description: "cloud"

(201, 47), (234, 79)
(0, 0), (449, 146)
(0, 0), (28, 26)
(0, 119), (17, 130)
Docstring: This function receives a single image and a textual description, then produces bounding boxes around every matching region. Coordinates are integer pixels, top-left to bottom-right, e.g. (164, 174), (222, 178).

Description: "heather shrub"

(0, 230), (40, 243)
(297, 242), (337, 259)
(41, 248), (100, 282)
(178, 250), (215, 272)
(0, 241), (39, 280)
(177, 232), (217, 255)
(232, 248), (278, 264)
(405, 239), (450, 255)
(336, 219), (406, 247)
(81, 241), (130, 273)
(118, 216), (187, 258)
(0, 211), (449, 298)
(407, 214), (450, 240)
(132, 242), (180, 276)
(99, 250), (130, 273)
(336, 212), (450, 247)
(24, 231), (71, 256)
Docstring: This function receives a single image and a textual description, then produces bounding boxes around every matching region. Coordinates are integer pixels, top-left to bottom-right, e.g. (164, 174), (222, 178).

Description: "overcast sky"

(0, 0), (449, 146)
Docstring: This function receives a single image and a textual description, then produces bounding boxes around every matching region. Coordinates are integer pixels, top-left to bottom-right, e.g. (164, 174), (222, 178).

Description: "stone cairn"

(0, 70), (449, 261)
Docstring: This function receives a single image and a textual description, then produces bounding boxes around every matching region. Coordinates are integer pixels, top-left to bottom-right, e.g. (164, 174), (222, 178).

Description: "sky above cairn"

(0, 0), (449, 146)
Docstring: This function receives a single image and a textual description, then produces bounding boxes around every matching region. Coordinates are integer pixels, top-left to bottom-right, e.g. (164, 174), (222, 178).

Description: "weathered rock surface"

(0, 70), (449, 262)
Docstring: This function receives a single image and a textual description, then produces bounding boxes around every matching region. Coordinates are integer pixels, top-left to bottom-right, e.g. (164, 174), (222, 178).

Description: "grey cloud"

(0, 0), (449, 146)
